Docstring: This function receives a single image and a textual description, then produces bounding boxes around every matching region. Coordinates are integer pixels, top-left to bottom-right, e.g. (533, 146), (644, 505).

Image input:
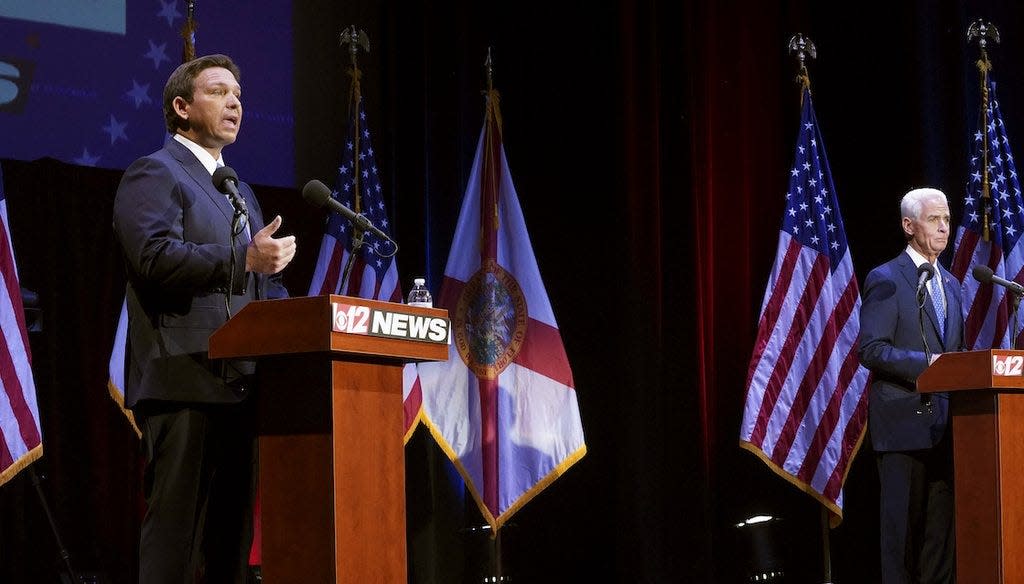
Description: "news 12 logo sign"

(992, 353), (1024, 376)
(331, 302), (451, 344)
(0, 57), (33, 113)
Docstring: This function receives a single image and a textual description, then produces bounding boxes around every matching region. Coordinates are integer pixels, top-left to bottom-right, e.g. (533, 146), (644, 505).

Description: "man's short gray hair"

(900, 187), (948, 220)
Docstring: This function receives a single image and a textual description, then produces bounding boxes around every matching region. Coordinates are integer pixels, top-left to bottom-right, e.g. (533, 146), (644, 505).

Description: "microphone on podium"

(916, 263), (936, 300)
(301, 179), (392, 242)
(213, 166), (247, 216)
(972, 264), (1024, 296)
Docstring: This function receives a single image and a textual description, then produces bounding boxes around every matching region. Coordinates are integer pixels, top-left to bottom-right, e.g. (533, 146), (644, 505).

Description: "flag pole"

(338, 26), (371, 291)
(787, 33), (837, 584)
(968, 19), (999, 242)
(482, 47), (508, 581)
(18, 289), (79, 582)
(181, 0), (196, 62)
(965, 21), (1021, 344)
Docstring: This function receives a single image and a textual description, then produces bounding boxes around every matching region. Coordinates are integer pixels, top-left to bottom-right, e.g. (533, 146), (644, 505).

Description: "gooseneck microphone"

(916, 263), (936, 300)
(972, 264), (1024, 296)
(211, 166), (248, 321)
(213, 165), (247, 216)
(974, 264), (1024, 349)
(301, 179), (392, 242)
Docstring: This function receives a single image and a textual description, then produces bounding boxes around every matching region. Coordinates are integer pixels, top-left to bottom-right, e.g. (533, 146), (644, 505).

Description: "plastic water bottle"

(407, 278), (433, 307)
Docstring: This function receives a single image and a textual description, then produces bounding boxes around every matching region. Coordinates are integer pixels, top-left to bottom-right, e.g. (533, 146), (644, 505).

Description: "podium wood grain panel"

(209, 296), (448, 583)
(999, 394), (1024, 584)
(918, 350), (1024, 584)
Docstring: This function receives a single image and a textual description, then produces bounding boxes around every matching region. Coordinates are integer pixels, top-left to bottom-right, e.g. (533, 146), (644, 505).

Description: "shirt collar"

(905, 245), (938, 270)
(173, 133), (224, 176)
(905, 245), (943, 290)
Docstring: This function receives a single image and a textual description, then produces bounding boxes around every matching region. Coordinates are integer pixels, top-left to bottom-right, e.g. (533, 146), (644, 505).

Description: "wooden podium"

(918, 350), (1024, 584)
(209, 294), (449, 583)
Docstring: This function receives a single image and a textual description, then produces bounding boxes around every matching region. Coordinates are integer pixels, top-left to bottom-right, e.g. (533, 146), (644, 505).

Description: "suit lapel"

(166, 139), (236, 226)
(939, 268), (961, 349)
(898, 254), (945, 347)
(166, 139), (264, 296)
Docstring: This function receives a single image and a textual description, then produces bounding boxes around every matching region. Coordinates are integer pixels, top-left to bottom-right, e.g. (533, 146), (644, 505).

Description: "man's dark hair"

(162, 54), (241, 133)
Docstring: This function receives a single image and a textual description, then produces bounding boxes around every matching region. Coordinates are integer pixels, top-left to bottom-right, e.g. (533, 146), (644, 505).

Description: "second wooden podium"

(918, 349), (1024, 584)
(209, 294), (449, 583)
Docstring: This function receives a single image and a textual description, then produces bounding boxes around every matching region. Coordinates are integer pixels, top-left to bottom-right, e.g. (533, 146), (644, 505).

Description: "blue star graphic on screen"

(125, 80), (151, 108)
(145, 40), (170, 70)
(74, 148), (101, 167)
(103, 115), (128, 145)
(156, 0), (181, 27)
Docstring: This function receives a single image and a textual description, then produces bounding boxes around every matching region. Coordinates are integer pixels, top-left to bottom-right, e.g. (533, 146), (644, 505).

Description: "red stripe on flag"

(344, 257), (367, 297)
(0, 433), (12, 471)
(796, 343), (863, 483)
(437, 276), (467, 311)
(0, 327), (41, 449)
(770, 274), (859, 465)
(950, 229), (979, 281)
(317, 242), (344, 296)
(822, 383), (869, 502)
(386, 284), (402, 304)
(746, 238), (803, 393)
(0, 217), (31, 356)
(513, 318), (574, 389)
(964, 245), (1005, 348)
(480, 109), (501, 263)
(404, 376), (422, 431)
(479, 376), (499, 516)
(748, 251), (829, 447)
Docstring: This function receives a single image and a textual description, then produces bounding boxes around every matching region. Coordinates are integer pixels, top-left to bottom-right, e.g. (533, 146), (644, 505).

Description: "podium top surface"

(917, 349), (1024, 393)
(208, 294), (450, 363)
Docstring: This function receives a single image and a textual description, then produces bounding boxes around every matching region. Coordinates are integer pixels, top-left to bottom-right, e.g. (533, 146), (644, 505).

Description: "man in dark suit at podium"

(112, 54), (295, 584)
(859, 187), (961, 584)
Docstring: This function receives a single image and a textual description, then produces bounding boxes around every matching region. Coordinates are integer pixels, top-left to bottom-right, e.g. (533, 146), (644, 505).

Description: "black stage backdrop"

(3, 1), (1024, 582)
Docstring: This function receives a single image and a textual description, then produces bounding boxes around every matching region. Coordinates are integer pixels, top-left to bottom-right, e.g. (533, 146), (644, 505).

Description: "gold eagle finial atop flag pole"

(787, 33), (816, 97)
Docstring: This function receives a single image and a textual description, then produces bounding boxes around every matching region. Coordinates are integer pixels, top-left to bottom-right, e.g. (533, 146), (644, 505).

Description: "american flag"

(951, 77), (1024, 349)
(306, 95), (423, 439)
(739, 87), (871, 522)
(418, 89), (586, 532)
(0, 164), (44, 486)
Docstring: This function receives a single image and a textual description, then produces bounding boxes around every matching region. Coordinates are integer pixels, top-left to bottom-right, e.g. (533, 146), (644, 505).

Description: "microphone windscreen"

(972, 264), (995, 283)
(917, 263), (936, 277)
(212, 165), (239, 192)
(301, 179), (332, 208)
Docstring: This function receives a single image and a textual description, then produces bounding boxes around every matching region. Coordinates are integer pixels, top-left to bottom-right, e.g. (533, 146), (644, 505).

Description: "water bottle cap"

(414, 278), (426, 286)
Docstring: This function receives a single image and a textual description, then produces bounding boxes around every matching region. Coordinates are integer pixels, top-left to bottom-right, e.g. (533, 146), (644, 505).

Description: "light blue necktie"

(929, 275), (945, 334)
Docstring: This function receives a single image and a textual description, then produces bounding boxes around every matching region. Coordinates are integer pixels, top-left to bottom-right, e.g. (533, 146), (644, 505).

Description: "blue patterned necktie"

(929, 275), (945, 334)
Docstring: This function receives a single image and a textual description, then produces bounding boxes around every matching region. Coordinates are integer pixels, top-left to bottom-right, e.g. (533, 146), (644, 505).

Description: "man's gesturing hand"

(245, 215), (296, 274)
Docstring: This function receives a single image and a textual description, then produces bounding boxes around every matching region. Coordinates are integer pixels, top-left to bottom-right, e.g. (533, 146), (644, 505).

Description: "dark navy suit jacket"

(858, 251), (964, 452)
(112, 138), (288, 408)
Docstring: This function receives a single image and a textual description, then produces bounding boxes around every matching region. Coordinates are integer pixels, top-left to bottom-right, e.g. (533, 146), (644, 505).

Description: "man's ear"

(172, 96), (189, 122)
(901, 217), (914, 238)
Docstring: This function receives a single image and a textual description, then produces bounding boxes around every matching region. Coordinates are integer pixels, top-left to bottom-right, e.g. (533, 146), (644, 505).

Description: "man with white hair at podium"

(858, 187), (962, 584)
